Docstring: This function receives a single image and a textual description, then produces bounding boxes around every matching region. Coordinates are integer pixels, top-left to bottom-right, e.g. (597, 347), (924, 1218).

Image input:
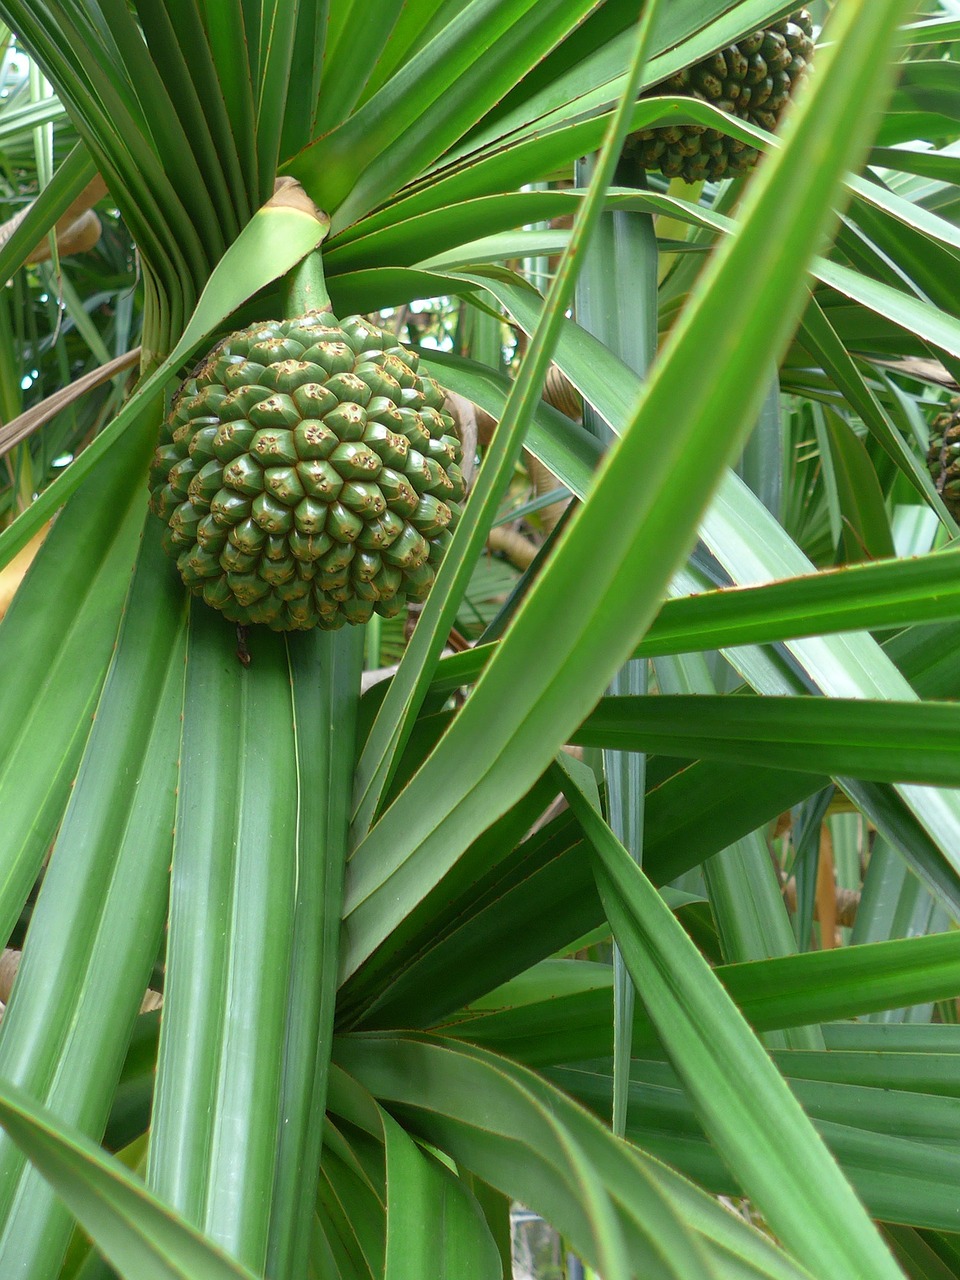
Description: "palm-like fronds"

(0, 3), (959, 1280)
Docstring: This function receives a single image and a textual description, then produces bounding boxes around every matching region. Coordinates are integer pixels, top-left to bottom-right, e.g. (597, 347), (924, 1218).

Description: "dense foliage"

(1, 3), (960, 1279)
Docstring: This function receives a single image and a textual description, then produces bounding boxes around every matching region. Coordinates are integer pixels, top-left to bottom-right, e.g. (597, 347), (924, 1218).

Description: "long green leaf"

(341, 769), (565, 1029)
(0, 517), (186, 1276)
(572, 694), (960, 787)
(190, 0), (258, 205)
(321, 103), (727, 254)
(381, 1107), (502, 1280)
(450, 1), (798, 167)
(453, 927), (960, 1066)
(287, 0), (603, 228)
(280, 0), (328, 153)
(2, 1), (208, 307)
(0, 1082), (256, 1280)
(266, 625), (365, 1280)
(797, 299), (945, 512)
(0, 413), (154, 946)
(559, 752), (901, 1280)
(333, 1042), (812, 1280)
(134, 0), (247, 236)
(0, 142), (96, 287)
(342, 0), (910, 978)
(573, 150), (659, 1137)
(630, 550), (960, 656)
(312, 0), (404, 134)
(561, 1058), (960, 1154)
(350, 0), (662, 836)
(252, 0), (299, 194)
(885, 1226), (960, 1280)
(317, 1130), (383, 1280)
(147, 606), (299, 1274)
(85, 0), (231, 261)
(553, 1060), (960, 1232)
(699, 472), (960, 869)
(0, 192), (329, 571)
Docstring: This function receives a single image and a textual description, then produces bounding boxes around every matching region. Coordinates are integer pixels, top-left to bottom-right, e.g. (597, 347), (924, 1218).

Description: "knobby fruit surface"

(928, 397), (960, 520)
(149, 311), (464, 630)
(624, 10), (815, 183)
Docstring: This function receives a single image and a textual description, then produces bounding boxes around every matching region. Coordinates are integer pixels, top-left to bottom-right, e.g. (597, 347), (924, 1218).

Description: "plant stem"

(281, 249), (331, 317)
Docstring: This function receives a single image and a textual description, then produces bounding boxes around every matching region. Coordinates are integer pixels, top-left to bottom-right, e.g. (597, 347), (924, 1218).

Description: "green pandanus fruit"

(624, 10), (815, 183)
(148, 257), (464, 631)
(928, 397), (960, 520)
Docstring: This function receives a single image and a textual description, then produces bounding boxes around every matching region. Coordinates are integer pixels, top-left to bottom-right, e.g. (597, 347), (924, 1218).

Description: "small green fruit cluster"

(928, 397), (960, 520)
(149, 311), (464, 630)
(624, 10), (815, 183)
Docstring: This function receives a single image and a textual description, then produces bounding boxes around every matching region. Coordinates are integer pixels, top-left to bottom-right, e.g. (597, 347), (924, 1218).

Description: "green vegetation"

(1, 3), (960, 1278)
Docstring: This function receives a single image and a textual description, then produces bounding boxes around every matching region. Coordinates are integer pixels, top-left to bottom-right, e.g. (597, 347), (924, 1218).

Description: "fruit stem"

(282, 248), (332, 317)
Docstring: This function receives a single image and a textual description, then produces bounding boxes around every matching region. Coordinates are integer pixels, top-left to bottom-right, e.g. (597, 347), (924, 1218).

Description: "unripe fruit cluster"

(149, 311), (464, 630)
(928, 398), (960, 520)
(624, 10), (815, 183)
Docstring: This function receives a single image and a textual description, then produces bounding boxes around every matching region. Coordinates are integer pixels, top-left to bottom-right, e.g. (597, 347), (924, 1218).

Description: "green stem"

(281, 248), (332, 317)
(573, 154), (658, 1139)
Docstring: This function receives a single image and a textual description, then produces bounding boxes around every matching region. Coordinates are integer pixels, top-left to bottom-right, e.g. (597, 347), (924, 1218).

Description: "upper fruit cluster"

(149, 311), (464, 631)
(624, 10), (815, 183)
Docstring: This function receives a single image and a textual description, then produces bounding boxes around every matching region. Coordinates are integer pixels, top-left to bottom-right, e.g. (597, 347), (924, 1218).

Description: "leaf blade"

(343, 0), (911, 976)
(558, 752), (902, 1280)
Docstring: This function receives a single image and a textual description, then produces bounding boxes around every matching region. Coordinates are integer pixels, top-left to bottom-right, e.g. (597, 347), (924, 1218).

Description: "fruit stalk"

(282, 245), (333, 317)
